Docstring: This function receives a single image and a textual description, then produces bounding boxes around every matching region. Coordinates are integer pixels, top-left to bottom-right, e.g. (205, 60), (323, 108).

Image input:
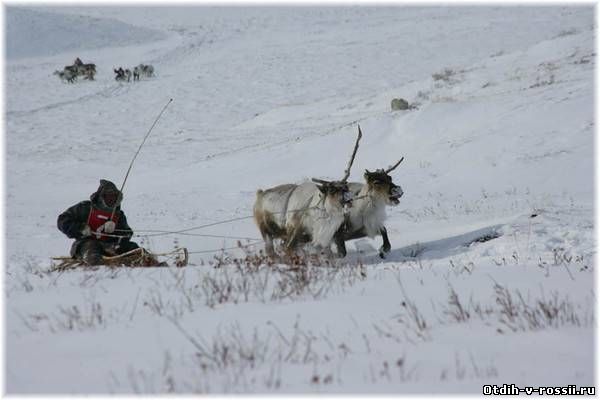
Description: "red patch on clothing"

(87, 207), (119, 240)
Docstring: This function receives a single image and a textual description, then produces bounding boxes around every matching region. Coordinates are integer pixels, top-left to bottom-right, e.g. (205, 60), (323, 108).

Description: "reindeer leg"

(323, 245), (335, 259)
(334, 230), (347, 258)
(284, 223), (306, 257)
(285, 233), (299, 253)
(379, 227), (391, 258)
(257, 223), (275, 258)
(264, 236), (275, 257)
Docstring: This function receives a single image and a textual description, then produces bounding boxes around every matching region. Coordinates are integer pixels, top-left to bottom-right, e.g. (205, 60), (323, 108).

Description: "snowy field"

(4, 5), (595, 394)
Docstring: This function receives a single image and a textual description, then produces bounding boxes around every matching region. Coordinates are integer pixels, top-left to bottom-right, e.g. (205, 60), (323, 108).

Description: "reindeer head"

(364, 157), (404, 205)
(312, 179), (353, 211)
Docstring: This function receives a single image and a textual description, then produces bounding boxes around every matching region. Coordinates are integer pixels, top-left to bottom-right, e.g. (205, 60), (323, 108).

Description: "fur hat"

(91, 179), (123, 210)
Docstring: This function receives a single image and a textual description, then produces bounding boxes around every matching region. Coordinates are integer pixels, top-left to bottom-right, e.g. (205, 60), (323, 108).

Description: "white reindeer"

(134, 64), (154, 79)
(253, 129), (362, 257)
(333, 131), (404, 258)
(142, 64), (154, 77)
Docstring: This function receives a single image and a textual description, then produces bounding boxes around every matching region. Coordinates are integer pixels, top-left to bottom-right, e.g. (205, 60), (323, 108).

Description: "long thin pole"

(111, 98), (173, 219)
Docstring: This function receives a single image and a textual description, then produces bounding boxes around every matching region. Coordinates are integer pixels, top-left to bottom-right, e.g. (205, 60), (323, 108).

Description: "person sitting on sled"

(57, 179), (139, 265)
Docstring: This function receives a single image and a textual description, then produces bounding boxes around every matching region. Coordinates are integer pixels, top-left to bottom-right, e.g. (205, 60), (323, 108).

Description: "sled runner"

(50, 247), (188, 271)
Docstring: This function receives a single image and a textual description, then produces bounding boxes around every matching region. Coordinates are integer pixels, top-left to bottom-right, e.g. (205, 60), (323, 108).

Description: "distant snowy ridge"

(6, 7), (166, 60)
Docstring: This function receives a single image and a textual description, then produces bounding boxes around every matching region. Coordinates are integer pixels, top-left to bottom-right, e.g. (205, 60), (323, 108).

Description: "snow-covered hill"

(5, 6), (595, 394)
(6, 7), (165, 60)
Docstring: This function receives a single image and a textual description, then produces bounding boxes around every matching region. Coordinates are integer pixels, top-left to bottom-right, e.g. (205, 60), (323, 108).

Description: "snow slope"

(6, 7), (165, 60)
(5, 5), (595, 394)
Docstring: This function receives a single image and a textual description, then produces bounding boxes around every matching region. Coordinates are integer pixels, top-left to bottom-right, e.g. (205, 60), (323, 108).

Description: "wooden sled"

(50, 247), (188, 272)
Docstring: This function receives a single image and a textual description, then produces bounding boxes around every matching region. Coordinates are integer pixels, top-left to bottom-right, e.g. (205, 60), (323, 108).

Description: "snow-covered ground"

(5, 5), (595, 394)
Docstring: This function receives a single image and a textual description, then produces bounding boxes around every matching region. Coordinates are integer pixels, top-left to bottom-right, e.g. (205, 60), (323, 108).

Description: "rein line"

(104, 204), (321, 240)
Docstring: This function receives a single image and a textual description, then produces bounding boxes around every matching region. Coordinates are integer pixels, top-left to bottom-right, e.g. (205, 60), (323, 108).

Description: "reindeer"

(253, 129), (362, 257)
(61, 60), (96, 80)
(81, 67), (95, 80)
(53, 69), (77, 83)
(135, 64), (154, 78)
(333, 127), (404, 258)
(141, 64), (154, 77)
(63, 65), (79, 76)
(133, 67), (140, 81)
(78, 63), (96, 80)
(70, 59), (96, 80)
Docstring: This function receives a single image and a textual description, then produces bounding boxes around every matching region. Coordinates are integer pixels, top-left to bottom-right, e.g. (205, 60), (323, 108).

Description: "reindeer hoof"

(379, 246), (390, 259)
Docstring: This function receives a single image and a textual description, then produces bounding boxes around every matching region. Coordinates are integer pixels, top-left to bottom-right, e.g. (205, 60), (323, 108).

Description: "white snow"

(4, 5), (595, 394)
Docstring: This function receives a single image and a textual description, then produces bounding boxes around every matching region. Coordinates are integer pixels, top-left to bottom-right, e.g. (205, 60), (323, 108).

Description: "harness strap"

(280, 185), (297, 226)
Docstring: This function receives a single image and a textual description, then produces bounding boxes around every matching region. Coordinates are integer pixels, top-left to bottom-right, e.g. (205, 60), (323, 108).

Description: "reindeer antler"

(384, 157), (405, 174)
(341, 125), (363, 182)
(311, 178), (331, 185)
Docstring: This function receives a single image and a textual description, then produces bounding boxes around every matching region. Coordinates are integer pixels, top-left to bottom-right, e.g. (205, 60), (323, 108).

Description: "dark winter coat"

(57, 180), (134, 257)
